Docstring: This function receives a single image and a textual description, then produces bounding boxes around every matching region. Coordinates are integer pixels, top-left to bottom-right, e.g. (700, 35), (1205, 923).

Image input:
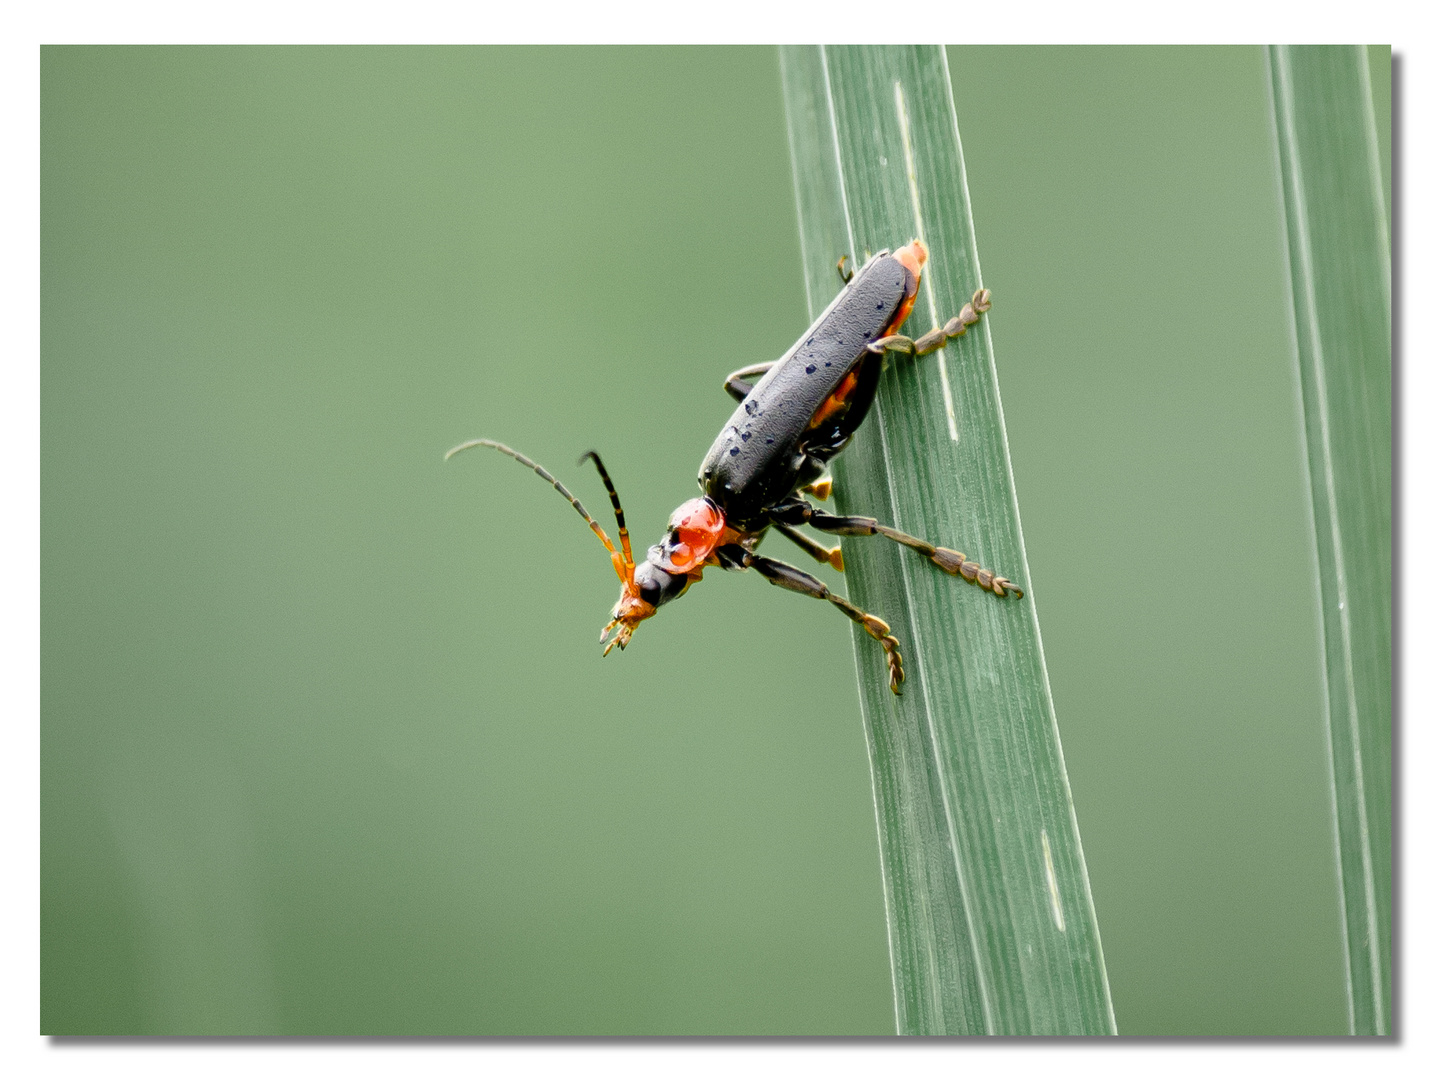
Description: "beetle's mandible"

(446, 240), (1021, 693)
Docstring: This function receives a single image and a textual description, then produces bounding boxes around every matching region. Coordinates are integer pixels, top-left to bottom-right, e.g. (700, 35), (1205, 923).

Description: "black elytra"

(699, 249), (916, 527)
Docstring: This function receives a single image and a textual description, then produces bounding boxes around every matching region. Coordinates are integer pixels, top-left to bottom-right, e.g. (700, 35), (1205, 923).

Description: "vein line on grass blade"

(895, 77), (959, 442)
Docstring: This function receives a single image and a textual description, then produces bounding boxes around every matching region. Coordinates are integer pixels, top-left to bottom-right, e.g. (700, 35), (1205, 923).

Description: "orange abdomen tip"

(894, 239), (928, 278)
(886, 240), (928, 334)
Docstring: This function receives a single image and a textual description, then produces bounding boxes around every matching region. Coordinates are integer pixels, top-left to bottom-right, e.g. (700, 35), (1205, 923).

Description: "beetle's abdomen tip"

(894, 239), (928, 276)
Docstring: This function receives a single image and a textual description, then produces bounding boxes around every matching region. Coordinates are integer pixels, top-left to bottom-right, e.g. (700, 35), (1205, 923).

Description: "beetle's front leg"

(870, 287), (992, 358)
(770, 500), (1023, 599)
(742, 551), (903, 693)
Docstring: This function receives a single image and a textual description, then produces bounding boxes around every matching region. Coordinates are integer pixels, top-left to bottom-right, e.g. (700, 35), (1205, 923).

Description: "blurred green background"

(42, 45), (1391, 1036)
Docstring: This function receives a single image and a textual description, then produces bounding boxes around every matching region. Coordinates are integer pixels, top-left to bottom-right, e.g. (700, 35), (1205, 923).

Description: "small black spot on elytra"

(766, 437), (774, 444)
(824, 361), (832, 367)
(740, 432), (749, 442)
(805, 364), (816, 374)
(729, 447), (740, 456)
(744, 401), (754, 414)
(876, 300), (886, 310)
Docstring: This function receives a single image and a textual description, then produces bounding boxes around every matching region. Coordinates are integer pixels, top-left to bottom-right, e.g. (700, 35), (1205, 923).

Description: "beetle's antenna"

(577, 450), (635, 571)
(445, 439), (633, 585)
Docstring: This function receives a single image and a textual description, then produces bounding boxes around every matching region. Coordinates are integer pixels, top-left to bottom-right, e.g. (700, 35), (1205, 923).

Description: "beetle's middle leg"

(742, 552), (903, 693)
(870, 288), (992, 359)
(772, 502), (1024, 599)
(773, 521), (843, 571)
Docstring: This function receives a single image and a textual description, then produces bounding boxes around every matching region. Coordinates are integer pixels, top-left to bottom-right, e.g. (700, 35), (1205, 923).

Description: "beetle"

(447, 240), (1021, 693)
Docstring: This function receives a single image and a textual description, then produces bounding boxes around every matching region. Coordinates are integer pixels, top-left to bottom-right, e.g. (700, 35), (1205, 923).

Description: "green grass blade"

(1266, 45), (1393, 1037)
(779, 44), (1115, 1036)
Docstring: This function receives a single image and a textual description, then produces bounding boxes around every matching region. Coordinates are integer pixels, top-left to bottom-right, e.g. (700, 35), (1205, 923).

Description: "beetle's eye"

(638, 577), (662, 606)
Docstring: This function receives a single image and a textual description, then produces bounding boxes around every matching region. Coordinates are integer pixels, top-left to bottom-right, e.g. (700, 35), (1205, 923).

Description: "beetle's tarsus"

(856, 616), (904, 692)
(854, 613), (904, 693)
(871, 286), (993, 359)
(836, 254), (854, 285)
(928, 545), (1023, 598)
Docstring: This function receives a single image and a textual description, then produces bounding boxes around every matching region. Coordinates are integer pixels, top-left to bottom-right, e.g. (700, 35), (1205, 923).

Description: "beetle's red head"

(602, 496), (726, 653)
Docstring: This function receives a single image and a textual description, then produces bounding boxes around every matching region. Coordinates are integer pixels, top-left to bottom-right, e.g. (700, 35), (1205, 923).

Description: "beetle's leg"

(773, 521), (843, 572)
(742, 552), (903, 693)
(772, 501), (1024, 599)
(723, 362), (777, 403)
(801, 472), (833, 500)
(837, 255), (853, 285)
(870, 288), (992, 359)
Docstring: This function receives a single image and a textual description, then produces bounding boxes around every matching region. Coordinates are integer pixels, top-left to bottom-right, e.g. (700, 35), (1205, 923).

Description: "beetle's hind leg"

(723, 361), (777, 402)
(742, 552), (903, 692)
(774, 502), (1023, 598)
(870, 288), (992, 359)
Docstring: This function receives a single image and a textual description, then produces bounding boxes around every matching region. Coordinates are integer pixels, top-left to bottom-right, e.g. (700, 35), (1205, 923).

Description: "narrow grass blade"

(1266, 45), (1393, 1037)
(779, 45), (1115, 1036)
